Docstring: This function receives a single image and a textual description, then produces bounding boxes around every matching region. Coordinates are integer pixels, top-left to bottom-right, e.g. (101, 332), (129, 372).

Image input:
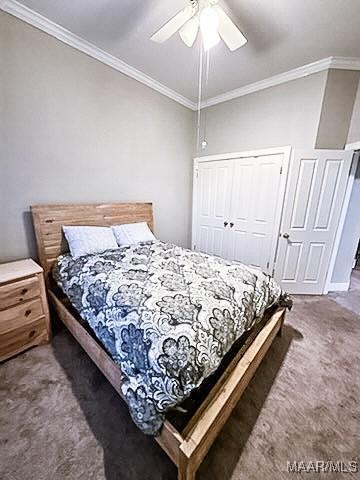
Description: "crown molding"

(0, 0), (196, 110)
(2, 0), (360, 111)
(202, 56), (360, 108)
(330, 56), (360, 70)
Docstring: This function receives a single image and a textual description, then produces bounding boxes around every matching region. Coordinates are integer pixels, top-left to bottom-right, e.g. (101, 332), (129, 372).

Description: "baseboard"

(327, 282), (350, 292)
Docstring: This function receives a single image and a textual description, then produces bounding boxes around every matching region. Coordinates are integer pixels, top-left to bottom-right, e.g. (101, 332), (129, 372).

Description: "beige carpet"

(1, 288), (359, 480)
(329, 269), (360, 316)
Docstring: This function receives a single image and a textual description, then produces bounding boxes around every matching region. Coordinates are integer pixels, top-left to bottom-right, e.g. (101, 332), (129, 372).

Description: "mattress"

(53, 241), (291, 435)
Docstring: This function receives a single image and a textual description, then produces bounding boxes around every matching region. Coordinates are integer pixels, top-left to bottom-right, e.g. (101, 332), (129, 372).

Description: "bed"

(31, 203), (290, 480)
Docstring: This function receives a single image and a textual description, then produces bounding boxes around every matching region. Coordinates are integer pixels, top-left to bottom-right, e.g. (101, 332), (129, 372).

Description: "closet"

(192, 147), (290, 275)
(192, 147), (353, 294)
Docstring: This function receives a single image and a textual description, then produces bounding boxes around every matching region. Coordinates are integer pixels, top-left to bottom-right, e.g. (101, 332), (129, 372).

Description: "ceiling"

(7, 0), (360, 103)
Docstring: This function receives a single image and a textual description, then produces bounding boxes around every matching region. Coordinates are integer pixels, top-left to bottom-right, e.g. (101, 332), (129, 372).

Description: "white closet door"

(194, 160), (232, 257)
(227, 154), (284, 272)
(275, 149), (353, 294)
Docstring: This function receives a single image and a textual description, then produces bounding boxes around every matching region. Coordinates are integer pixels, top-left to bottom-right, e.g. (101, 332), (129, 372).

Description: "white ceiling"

(8, 0), (360, 102)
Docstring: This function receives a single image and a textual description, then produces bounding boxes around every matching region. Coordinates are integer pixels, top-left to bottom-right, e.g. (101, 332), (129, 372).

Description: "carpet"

(1, 292), (359, 479)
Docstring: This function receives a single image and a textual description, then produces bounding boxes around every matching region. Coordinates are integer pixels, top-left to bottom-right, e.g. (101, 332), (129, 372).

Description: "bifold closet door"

(275, 149), (353, 294)
(227, 155), (284, 273)
(194, 160), (232, 257)
(193, 153), (286, 270)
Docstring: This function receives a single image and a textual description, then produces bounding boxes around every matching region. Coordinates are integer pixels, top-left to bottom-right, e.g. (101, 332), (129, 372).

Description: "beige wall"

(316, 69), (360, 149)
(347, 79), (360, 144)
(198, 71), (328, 156)
(0, 12), (194, 262)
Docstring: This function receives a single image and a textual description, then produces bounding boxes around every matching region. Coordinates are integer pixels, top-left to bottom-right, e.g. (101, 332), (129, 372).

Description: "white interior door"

(194, 160), (232, 257)
(275, 149), (353, 294)
(227, 154), (284, 274)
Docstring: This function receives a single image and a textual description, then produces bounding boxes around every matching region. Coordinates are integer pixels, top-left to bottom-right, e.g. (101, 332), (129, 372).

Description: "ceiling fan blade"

(179, 17), (199, 47)
(213, 5), (247, 51)
(151, 5), (195, 43)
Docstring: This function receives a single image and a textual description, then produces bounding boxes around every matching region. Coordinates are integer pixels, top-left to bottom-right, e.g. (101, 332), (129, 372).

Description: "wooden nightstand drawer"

(0, 259), (51, 361)
(0, 276), (41, 310)
(0, 316), (48, 361)
(0, 298), (44, 334)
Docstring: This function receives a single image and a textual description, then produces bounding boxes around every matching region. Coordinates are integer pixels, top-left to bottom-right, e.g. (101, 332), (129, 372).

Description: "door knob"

(282, 232), (290, 239)
(224, 221), (228, 227)
(229, 222), (234, 228)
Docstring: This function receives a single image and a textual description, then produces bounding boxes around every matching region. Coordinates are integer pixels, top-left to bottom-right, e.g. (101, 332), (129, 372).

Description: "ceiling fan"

(151, 0), (247, 51)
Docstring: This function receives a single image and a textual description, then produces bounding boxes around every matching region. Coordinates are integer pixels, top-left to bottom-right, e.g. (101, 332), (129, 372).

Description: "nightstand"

(0, 259), (51, 361)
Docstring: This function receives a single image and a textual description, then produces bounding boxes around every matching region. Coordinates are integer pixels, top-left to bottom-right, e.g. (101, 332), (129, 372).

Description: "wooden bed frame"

(31, 202), (286, 480)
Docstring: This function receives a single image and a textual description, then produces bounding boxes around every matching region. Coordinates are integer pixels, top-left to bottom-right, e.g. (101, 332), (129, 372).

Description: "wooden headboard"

(31, 203), (154, 280)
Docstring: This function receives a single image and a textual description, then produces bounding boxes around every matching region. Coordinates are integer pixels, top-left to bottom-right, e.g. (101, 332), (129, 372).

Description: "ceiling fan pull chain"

(196, 40), (204, 153)
(202, 47), (210, 149)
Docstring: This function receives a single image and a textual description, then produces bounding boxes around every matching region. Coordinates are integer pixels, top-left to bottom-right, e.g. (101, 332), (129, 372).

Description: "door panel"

(282, 242), (302, 281)
(303, 243), (325, 282)
(314, 160), (342, 229)
(227, 158), (255, 266)
(195, 160), (232, 257)
(290, 159), (317, 229)
(227, 154), (283, 273)
(275, 150), (353, 294)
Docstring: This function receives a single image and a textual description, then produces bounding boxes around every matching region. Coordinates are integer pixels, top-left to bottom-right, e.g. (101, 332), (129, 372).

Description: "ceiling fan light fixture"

(199, 6), (220, 50)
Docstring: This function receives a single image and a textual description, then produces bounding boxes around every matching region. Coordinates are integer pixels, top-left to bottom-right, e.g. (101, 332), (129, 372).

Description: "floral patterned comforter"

(53, 241), (291, 435)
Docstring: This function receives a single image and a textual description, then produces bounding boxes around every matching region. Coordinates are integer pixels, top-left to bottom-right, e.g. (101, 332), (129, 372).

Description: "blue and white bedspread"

(53, 241), (291, 435)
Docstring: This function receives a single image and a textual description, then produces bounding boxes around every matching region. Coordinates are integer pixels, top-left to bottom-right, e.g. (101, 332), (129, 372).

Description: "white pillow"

(111, 222), (156, 246)
(63, 226), (118, 259)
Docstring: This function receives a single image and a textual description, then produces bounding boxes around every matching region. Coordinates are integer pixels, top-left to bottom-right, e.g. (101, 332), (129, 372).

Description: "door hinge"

(280, 166), (283, 174)
(266, 261), (270, 269)
(272, 265), (276, 277)
(195, 169), (199, 179)
(193, 244), (196, 250)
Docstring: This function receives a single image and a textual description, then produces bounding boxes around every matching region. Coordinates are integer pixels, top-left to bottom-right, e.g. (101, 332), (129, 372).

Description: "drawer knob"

(25, 309), (32, 317)
(29, 330), (35, 338)
(21, 288), (28, 295)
